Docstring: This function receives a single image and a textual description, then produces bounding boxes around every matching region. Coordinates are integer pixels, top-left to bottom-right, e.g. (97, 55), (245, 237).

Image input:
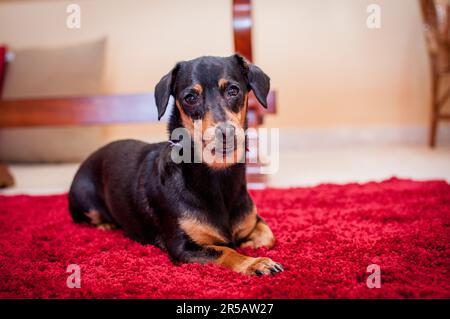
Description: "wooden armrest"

(0, 93), (161, 128)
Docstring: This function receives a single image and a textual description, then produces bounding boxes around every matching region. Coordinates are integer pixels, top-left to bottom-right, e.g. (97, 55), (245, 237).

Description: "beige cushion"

(0, 38), (106, 163)
(3, 38), (105, 98)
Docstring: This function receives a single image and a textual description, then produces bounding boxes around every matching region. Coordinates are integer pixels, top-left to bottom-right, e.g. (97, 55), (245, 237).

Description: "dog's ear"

(154, 64), (179, 120)
(233, 54), (270, 108)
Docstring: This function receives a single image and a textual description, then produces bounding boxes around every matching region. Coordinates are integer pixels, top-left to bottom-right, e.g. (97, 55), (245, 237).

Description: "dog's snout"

(215, 123), (235, 140)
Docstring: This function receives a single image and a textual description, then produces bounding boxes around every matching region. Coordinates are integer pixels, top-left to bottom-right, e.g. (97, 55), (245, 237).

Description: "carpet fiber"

(0, 178), (449, 298)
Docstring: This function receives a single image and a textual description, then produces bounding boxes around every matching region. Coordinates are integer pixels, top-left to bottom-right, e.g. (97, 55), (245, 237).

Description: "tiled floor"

(271, 145), (450, 187)
(1, 145), (449, 195)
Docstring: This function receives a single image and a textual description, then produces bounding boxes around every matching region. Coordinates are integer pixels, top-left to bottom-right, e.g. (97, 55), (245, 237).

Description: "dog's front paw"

(244, 257), (283, 276)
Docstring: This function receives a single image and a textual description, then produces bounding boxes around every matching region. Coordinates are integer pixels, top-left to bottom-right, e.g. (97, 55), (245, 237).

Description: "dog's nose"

(215, 123), (235, 140)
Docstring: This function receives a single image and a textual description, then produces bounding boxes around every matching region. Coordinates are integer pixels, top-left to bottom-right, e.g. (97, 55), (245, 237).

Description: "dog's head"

(155, 54), (270, 168)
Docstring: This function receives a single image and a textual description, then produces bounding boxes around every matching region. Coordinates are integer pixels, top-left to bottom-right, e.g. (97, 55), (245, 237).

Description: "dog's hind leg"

(69, 194), (117, 230)
(84, 210), (117, 230)
(68, 174), (116, 230)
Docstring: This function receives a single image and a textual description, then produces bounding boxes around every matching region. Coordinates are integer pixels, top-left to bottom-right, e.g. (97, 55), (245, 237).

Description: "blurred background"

(0, 0), (448, 193)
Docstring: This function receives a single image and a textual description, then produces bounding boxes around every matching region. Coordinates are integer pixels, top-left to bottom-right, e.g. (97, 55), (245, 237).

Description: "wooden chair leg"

(0, 163), (15, 188)
(429, 115), (438, 147)
(429, 75), (439, 148)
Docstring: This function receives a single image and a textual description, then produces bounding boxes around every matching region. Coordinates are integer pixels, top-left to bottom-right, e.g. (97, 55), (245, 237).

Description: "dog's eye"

(184, 93), (199, 106)
(227, 85), (240, 97)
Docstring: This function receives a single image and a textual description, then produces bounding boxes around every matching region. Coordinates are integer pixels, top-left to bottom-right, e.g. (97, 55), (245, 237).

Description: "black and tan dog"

(68, 54), (283, 276)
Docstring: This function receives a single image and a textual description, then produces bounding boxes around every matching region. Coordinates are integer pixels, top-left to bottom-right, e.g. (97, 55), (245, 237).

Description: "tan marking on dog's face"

(224, 93), (248, 128)
(232, 205), (257, 241)
(218, 78), (228, 89)
(240, 94), (248, 126)
(201, 110), (215, 135)
(193, 83), (203, 94)
(196, 110), (216, 161)
(175, 90), (248, 170)
(179, 217), (228, 246)
(175, 100), (194, 135)
(174, 83), (202, 135)
(204, 93), (248, 169)
(175, 100), (214, 136)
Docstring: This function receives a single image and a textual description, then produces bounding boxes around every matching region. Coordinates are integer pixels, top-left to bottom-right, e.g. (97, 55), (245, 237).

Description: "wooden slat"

(0, 91), (274, 128)
(232, 0), (253, 62)
(0, 93), (161, 128)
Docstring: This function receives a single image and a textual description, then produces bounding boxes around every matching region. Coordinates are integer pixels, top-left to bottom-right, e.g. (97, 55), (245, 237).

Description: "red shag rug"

(0, 178), (449, 299)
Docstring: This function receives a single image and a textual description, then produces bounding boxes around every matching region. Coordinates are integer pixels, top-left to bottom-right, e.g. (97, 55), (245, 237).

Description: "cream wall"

(255, 0), (431, 128)
(0, 0), (233, 93)
(0, 0), (432, 129)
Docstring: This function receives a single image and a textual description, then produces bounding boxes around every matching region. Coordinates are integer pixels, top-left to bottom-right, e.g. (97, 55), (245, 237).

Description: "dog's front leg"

(174, 217), (283, 275)
(238, 217), (275, 249)
(233, 206), (275, 249)
(170, 244), (283, 276)
(206, 245), (283, 276)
